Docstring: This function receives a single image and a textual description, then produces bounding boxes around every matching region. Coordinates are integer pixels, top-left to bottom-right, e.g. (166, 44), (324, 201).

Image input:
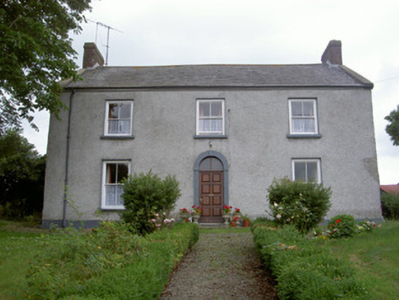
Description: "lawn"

(0, 221), (46, 299)
(327, 220), (399, 299)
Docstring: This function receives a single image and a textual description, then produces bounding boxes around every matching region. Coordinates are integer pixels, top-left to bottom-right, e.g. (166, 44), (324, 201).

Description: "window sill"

(194, 135), (228, 139)
(287, 134), (322, 139)
(101, 135), (135, 140)
(101, 207), (125, 211)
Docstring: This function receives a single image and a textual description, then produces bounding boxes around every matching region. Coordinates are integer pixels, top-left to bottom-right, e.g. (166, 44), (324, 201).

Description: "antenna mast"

(88, 20), (122, 66)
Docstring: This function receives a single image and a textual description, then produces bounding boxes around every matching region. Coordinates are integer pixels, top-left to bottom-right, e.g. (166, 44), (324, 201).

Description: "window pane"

(119, 120), (130, 134)
(291, 102), (302, 116)
(294, 162), (306, 181)
(119, 103), (131, 119)
(106, 164), (117, 183)
(210, 119), (222, 132)
(292, 119), (315, 133)
(199, 158), (211, 170)
(108, 104), (119, 119)
(211, 101), (222, 116)
(117, 185), (124, 206)
(307, 162), (318, 182)
(106, 185), (116, 206)
(108, 120), (119, 133)
(211, 158), (223, 170)
(303, 101), (314, 116)
(199, 119), (210, 132)
(199, 102), (210, 117)
(117, 163), (129, 182)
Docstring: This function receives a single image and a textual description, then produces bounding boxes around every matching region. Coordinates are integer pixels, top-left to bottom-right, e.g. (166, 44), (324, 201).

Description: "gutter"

(62, 89), (75, 228)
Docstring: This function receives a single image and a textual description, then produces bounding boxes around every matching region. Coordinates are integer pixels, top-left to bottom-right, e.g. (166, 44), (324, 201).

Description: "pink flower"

(276, 214), (282, 219)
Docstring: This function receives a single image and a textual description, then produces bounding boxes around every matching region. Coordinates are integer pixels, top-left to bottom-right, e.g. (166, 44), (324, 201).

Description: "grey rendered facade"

(42, 41), (382, 227)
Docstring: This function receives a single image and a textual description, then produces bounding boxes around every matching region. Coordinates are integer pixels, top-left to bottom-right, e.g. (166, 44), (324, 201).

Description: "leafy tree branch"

(0, 0), (92, 134)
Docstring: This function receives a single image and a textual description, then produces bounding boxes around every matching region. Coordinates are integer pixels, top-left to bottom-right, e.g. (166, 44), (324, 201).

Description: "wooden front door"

(199, 157), (224, 223)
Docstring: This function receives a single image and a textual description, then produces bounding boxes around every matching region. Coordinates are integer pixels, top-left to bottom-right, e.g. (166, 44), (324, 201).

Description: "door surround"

(194, 150), (229, 207)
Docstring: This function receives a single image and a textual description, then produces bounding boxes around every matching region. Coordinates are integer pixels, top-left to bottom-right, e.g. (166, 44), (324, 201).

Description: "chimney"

(321, 40), (342, 65)
(83, 42), (104, 68)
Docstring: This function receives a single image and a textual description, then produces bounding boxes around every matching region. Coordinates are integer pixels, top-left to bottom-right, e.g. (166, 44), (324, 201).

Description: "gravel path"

(160, 231), (278, 300)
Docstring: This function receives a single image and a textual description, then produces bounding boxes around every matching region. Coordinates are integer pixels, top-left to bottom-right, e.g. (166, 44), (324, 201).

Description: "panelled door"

(199, 157), (224, 223)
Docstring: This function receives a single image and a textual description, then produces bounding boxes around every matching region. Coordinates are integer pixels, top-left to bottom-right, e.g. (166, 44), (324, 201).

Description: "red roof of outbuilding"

(380, 184), (399, 195)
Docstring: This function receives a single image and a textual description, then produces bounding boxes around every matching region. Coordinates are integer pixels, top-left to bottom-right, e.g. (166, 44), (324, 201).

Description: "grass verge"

(327, 220), (399, 299)
(0, 230), (44, 299)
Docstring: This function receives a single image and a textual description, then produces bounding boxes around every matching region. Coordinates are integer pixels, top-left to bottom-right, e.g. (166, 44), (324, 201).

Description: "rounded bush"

(121, 171), (181, 236)
(267, 178), (332, 233)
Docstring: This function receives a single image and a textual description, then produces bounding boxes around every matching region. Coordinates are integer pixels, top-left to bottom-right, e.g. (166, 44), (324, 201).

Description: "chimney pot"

(83, 42), (104, 69)
(321, 40), (342, 65)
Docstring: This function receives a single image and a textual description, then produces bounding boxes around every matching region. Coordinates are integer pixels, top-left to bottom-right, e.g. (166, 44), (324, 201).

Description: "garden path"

(160, 231), (278, 300)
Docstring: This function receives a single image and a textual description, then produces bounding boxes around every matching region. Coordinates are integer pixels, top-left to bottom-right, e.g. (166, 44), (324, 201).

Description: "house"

(42, 40), (383, 228)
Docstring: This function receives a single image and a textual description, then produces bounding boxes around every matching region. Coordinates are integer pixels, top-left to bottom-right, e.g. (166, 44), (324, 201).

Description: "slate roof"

(63, 63), (373, 89)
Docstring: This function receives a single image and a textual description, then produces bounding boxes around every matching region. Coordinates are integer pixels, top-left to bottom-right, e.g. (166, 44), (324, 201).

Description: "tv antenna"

(88, 19), (123, 66)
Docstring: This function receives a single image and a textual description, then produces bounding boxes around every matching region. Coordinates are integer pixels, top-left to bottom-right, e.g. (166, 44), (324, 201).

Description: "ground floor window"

(292, 159), (321, 183)
(101, 160), (130, 209)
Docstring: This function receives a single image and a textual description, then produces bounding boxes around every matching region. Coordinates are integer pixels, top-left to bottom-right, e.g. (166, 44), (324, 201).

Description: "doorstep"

(198, 223), (228, 229)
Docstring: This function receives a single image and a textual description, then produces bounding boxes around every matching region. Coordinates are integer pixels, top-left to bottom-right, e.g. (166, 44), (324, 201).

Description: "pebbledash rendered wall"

(42, 86), (382, 227)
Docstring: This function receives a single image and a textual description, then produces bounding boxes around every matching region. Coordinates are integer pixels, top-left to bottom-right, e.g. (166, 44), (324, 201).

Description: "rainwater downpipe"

(62, 89), (75, 228)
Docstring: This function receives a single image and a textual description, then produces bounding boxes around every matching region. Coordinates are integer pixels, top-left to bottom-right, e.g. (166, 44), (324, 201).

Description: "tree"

(0, 129), (46, 219)
(385, 106), (399, 146)
(0, 0), (92, 134)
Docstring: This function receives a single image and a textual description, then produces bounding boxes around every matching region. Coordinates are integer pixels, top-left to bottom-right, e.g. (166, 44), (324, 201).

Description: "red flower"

(336, 219), (342, 224)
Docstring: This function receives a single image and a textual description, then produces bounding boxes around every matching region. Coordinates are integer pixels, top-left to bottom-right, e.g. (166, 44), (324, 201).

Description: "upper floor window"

(292, 159), (321, 183)
(104, 101), (133, 136)
(196, 99), (225, 135)
(101, 161), (130, 209)
(289, 99), (318, 135)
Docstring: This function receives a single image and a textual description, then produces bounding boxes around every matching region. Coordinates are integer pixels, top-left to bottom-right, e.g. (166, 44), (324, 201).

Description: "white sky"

(23, 0), (399, 184)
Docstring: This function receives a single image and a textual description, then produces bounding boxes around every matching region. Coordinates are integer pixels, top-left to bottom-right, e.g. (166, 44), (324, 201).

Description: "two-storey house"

(42, 40), (382, 227)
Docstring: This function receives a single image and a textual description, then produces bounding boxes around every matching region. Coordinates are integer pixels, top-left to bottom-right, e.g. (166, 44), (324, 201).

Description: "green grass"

(327, 220), (399, 299)
(0, 230), (44, 299)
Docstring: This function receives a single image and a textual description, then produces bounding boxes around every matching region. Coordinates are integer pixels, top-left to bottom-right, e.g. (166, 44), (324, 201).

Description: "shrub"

(327, 214), (357, 238)
(381, 193), (399, 219)
(121, 171), (181, 235)
(267, 178), (332, 233)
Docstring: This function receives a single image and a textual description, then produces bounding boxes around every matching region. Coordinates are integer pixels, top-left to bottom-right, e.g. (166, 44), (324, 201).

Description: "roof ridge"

(90, 63), (324, 69)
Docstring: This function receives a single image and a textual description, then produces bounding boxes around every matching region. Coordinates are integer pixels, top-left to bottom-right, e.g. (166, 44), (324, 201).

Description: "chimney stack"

(83, 42), (104, 69)
(321, 40), (342, 65)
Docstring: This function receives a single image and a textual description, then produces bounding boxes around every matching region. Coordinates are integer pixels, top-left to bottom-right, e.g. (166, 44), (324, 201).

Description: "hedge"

(252, 222), (371, 299)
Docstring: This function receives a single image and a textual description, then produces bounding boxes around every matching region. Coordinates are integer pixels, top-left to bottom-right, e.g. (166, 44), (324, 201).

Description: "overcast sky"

(23, 0), (399, 184)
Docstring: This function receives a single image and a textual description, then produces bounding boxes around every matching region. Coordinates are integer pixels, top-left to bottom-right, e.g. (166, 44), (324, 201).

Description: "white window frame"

(288, 99), (318, 135)
(196, 99), (225, 135)
(101, 160), (131, 210)
(104, 100), (134, 136)
(292, 159), (321, 183)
